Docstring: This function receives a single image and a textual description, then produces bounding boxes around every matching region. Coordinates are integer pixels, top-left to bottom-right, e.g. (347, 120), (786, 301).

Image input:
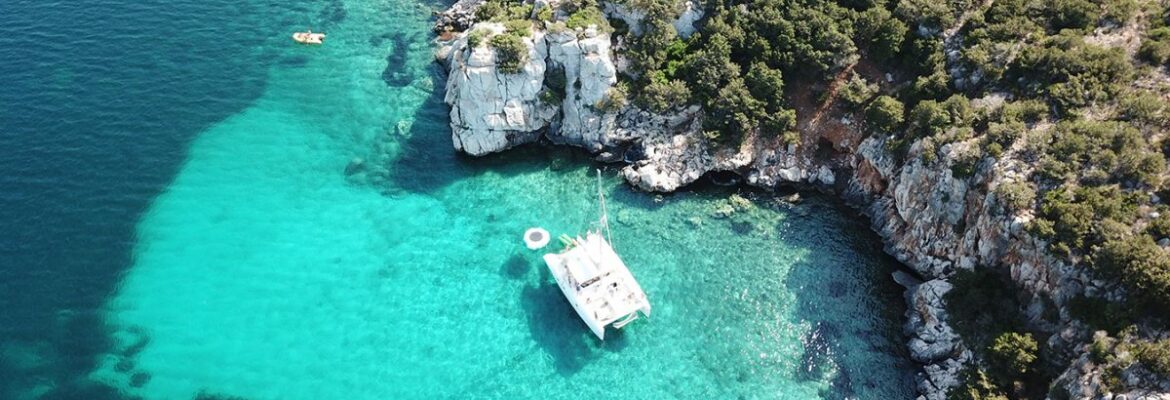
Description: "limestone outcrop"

(442, 22), (557, 155)
(438, 22), (623, 155)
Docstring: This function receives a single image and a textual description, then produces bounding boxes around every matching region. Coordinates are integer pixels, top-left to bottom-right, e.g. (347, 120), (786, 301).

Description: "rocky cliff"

(433, 1), (1169, 399)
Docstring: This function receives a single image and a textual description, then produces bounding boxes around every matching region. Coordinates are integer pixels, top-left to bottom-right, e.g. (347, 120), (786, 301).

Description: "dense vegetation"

(461, 0), (1170, 395)
(601, 0), (1170, 395)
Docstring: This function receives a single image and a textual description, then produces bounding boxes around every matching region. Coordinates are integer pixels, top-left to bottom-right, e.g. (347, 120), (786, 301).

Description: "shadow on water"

(377, 65), (596, 195)
(514, 257), (636, 377)
(519, 283), (597, 376)
(782, 194), (918, 398)
(501, 254), (531, 280)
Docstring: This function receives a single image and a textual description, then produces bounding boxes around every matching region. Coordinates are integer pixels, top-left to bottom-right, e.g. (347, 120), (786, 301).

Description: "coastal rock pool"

(0, 0), (916, 398)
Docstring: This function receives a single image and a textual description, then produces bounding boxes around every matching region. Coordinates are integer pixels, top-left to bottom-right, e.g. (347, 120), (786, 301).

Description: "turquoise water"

(1, 0), (916, 398)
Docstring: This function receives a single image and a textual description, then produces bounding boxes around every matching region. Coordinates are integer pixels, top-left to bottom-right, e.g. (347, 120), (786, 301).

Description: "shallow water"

(1, 0), (917, 398)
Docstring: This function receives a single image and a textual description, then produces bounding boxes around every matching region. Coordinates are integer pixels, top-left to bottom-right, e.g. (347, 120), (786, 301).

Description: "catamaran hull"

(543, 252), (650, 340)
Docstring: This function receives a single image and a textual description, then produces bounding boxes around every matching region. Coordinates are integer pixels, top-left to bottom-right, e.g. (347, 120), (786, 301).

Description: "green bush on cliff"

(855, 5), (907, 62)
(503, 19), (532, 37)
(1134, 338), (1170, 377)
(1094, 237), (1170, 315)
(467, 29), (488, 48)
(489, 33), (528, 74)
(1140, 27), (1170, 66)
(638, 79), (690, 113)
(475, 0), (533, 22)
(1012, 33), (1133, 111)
(595, 83), (629, 112)
(705, 78), (764, 144)
(994, 181), (1036, 212)
(989, 332), (1039, 376)
(565, 3), (611, 32)
(837, 73), (878, 110)
(951, 369), (1010, 400)
(866, 95), (905, 135)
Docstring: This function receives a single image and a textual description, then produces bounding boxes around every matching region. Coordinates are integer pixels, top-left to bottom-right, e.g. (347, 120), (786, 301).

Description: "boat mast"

(596, 169), (612, 242)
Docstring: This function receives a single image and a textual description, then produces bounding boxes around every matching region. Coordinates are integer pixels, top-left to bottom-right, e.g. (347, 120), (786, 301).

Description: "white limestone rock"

(443, 23), (557, 155)
(545, 28), (618, 151)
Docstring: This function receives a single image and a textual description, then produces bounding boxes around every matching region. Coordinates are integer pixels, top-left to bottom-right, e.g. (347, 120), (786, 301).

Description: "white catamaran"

(541, 171), (651, 340)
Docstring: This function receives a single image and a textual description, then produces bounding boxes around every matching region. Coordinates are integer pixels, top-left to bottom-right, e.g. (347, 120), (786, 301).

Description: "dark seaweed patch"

(381, 37), (413, 87)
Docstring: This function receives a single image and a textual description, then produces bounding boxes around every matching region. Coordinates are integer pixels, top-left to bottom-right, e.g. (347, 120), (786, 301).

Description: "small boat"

(292, 30), (325, 44)
(541, 171), (651, 340)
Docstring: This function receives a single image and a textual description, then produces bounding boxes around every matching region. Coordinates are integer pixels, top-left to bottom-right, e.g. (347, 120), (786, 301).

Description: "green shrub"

(1119, 91), (1169, 127)
(989, 331), (1039, 375)
(1090, 334), (1113, 364)
(1036, 120), (1164, 187)
(855, 5), (907, 62)
(595, 83), (628, 112)
(951, 149), (981, 178)
(1046, 0), (1101, 31)
(907, 100), (950, 138)
(782, 130), (801, 146)
(951, 368), (1010, 400)
(1094, 236), (1170, 314)
(995, 181), (1036, 212)
(535, 5), (554, 22)
(489, 33), (529, 74)
(705, 78), (764, 144)
(838, 73), (878, 110)
(638, 79), (690, 113)
(744, 63), (786, 113)
(1134, 338), (1170, 377)
(866, 95), (905, 135)
(1139, 28), (1170, 66)
(1101, 0), (1137, 26)
(503, 19), (532, 37)
(474, 1), (504, 21)
(565, 4), (611, 32)
(1147, 212), (1170, 239)
(1013, 33), (1133, 111)
(475, 0), (533, 22)
(999, 100), (1049, 124)
(1037, 185), (1140, 254)
(894, 0), (961, 34)
(467, 29), (488, 48)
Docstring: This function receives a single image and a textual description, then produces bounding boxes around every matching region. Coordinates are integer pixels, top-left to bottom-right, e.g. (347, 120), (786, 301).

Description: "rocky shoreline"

(431, 1), (1170, 398)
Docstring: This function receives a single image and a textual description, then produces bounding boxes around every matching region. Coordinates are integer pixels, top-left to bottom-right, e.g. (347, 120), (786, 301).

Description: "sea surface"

(0, 0), (917, 398)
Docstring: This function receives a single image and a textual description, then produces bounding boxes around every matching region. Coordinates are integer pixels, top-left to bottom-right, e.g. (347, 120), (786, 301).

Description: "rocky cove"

(431, 0), (1170, 398)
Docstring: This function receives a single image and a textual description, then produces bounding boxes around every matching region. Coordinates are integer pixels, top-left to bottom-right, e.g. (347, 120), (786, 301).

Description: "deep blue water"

(0, 1), (275, 397)
(0, 0), (918, 398)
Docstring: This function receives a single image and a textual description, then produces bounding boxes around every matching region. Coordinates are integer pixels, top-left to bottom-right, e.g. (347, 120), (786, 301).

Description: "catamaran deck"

(543, 232), (650, 339)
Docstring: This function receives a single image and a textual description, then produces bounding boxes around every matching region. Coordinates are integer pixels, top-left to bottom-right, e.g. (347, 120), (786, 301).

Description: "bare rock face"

(544, 29), (618, 150)
(442, 23), (557, 155)
(616, 106), (710, 192)
(434, 0), (486, 33)
(439, 22), (622, 155)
